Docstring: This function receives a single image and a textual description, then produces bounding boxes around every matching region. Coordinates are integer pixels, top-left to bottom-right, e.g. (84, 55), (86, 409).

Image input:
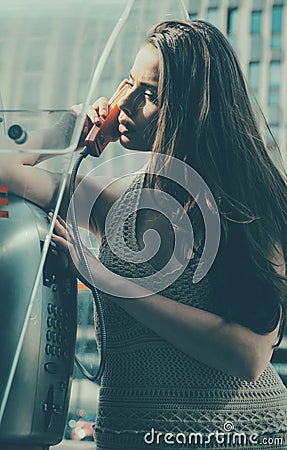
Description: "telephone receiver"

(84, 82), (130, 157)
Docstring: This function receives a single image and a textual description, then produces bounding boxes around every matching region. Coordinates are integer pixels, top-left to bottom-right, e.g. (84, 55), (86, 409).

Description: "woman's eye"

(145, 91), (158, 104)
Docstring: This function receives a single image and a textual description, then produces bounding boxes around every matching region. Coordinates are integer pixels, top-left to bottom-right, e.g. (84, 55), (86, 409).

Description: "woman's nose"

(118, 88), (136, 116)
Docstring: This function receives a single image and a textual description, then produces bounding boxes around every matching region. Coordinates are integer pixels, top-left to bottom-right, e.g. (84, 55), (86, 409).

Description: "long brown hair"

(145, 20), (287, 335)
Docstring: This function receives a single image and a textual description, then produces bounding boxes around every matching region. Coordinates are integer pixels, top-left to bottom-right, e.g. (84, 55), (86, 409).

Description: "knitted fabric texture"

(94, 174), (287, 449)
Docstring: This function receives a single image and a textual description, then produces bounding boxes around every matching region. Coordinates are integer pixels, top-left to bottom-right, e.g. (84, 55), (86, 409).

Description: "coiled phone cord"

(68, 146), (107, 383)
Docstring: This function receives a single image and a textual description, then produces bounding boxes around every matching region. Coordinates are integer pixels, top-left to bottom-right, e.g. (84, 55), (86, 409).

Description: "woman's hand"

(89, 97), (109, 126)
(48, 213), (107, 290)
(71, 100), (109, 129)
(71, 97), (109, 149)
(73, 80), (128, 149)
(89, 79), (128, 126)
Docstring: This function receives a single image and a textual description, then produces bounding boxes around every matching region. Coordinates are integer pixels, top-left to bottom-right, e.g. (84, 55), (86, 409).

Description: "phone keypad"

(45, 299), (71, 360)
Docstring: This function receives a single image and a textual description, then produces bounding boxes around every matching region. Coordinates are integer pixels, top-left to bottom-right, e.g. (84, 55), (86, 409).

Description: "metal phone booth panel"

(0, 0), (133, 448)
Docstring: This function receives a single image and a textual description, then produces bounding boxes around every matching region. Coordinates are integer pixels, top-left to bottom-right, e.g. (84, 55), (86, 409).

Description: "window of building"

(189, 11), (197, 20)
(272, 5), (283, 32)
(269, 61), (281, 88)
(0, 41), (3, 72)
(268, 61), (281, 105)
(21, 75), (41, 109)
(25, 39), (46, 72)
(32, 18), (52, 37)
(227, 8), (238, 34)
(250, 10), (262, 34)
(271, 5), (283, 48)
(227, 7), (238, 48)
(269, 124), (280, 144)
(271, 34), (282, 48)
(248, 62), (260, 92)
(207, 8), (219, 27)
(268, 91), (280, 105)
(0, 16), (10, 38)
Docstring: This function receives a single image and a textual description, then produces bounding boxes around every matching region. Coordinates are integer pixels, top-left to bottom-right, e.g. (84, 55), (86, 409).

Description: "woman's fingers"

(48, 213), (74, 243)
(49, 214), (90, 260)
(50, 213), (67, 236)
(55, 213), (70, 230)
(50, 233), (69, 251)
(73, 86), (126, 129)
(48, 213), (99, 288)
(90, 97), (109, 125)
(93, 97), (109, 117)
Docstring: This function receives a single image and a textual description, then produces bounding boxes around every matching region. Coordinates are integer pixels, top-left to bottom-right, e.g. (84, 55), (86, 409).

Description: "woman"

(1, 20), (287, 449)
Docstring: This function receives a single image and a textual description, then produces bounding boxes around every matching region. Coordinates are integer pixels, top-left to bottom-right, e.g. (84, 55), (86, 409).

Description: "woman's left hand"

(48, 212), (107, 291)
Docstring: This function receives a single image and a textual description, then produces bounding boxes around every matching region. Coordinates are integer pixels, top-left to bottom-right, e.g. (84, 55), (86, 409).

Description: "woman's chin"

(119, 135), (132, 149)
(119, 135), (151, 152)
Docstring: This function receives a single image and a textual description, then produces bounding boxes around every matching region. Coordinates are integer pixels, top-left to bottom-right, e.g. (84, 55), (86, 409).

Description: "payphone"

(0, 197), (77, 448)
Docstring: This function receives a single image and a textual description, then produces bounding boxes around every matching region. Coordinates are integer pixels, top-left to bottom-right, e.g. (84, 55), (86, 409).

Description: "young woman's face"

(118, 44), (159, 151)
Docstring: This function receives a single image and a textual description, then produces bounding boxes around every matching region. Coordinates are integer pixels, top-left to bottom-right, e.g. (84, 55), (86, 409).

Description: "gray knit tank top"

(94, 174), (287, 450)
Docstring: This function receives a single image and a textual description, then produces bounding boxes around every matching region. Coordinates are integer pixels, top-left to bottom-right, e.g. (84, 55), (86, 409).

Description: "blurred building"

(0, 0), (285, 168)
(184, 0), (287, 167)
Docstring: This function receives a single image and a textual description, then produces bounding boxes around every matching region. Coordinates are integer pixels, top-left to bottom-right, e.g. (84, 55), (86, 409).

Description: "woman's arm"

(0, 152), (62, 209)
(111, 279), (280, 382)
(0, 145), (135, 240)
(52, 214), (284, 382)
(115, 244), (285, 382)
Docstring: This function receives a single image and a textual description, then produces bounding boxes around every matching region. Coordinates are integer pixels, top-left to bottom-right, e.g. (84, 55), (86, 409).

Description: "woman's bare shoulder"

(82, 173), (138, 237)
(80, 172), (136, 202)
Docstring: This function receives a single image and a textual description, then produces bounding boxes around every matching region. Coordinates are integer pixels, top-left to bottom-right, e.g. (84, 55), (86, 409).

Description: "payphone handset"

(84, 82), (130, 156)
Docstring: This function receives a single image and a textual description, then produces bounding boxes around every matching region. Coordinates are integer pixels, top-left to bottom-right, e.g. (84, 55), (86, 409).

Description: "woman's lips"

(118, 123), (129, 134)
(118, 116), (134, 135)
